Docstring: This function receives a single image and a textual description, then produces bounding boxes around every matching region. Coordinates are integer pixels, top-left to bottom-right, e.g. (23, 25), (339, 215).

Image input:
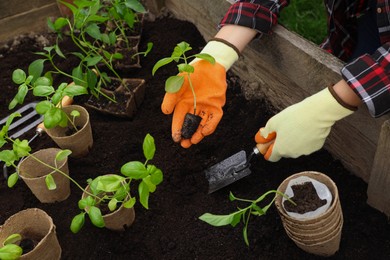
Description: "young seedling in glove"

(152, 41), (216, 139)
(152, 39), (239, 147)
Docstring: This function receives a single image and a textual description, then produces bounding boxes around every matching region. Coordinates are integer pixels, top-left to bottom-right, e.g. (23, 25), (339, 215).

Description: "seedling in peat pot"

(152, 41), (215, 139)
(0, 234), (23, 260)
(199, 190), (295, 246)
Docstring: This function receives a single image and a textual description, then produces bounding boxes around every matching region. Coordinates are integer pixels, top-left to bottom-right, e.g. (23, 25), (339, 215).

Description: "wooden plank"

(367, 120), (390, 216)
(164, 0), (390, 182)
(0, 0), (54, 19)
(0, 3), (60, 44)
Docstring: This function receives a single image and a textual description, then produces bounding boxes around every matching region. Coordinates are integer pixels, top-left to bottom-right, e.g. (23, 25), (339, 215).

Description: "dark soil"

(1, 14), (390, 260)
(283, 182), (327, 214)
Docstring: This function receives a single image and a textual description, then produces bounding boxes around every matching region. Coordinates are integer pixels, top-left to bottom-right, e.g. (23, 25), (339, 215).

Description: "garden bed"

(0, 14), (389, 259)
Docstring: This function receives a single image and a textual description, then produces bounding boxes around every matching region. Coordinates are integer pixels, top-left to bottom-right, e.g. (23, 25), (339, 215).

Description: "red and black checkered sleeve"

(341, 43), (390, 117)
(219, 0), (289, 34)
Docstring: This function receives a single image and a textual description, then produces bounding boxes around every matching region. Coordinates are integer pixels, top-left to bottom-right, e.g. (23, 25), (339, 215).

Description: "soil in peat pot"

(0, 13), (390, 260)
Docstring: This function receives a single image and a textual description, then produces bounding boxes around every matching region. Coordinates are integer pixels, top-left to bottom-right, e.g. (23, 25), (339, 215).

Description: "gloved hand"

(162, 39), (239, 148)
(255, 87), (356, 161)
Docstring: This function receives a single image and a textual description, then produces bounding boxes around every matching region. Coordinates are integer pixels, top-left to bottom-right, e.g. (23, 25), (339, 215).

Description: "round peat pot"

(275, 171), (343, 257)
(45, 105), (93, 158)
(0, 208), (61, 259)
(18, 148), (70, 203)
(82, 181), (136, 232)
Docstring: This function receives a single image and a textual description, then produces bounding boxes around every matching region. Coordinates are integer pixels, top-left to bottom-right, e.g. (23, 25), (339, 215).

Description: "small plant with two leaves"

(70, 133), (163, 233)
(199, 190), (296, 246)
(152, 41), (215, 139)
(0, 234), (23, 260)
(9, 61), (87, 130)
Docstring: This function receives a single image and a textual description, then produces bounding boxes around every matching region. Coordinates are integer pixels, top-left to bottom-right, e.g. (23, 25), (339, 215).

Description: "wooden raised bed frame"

(1, 0), (389, 216)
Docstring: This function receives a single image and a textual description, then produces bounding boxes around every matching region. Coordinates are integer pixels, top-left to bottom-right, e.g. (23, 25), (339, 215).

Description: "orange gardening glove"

(162, 40), (239, 148)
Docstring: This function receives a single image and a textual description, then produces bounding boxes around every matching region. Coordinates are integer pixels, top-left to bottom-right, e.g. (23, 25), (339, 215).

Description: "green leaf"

(34, 76), (52, 87)
(9, 84), (28, 110)
(147, 165), (163, 185)
(143, 134), (155, 160)
(229, 191), (237, 201)
(70, 110), (80, 118)
(138, 181), (150, 209)
(177, 63), (194, 73)
(72, 66), (84, 85)
(0, 244), (23, 260)
(13, 139), (31, 157)
(85, 23), (102, 40)
(33, 85), (55, 97)
(123, 196), (136, 208)
(165, 75), (184, 93)
(198, 212), (239, 227)
(96, 175), (125, 192)
(125, 0), (146, 13)
(243, 225), (249, 246)
(85, 56), (103, 67)
(88, 206), (105, 228)
(194, 53), (215, 64)
(12, 69), (26, 84)
(45, 174), (57, 190)
(53, 43), (66, 58)
(0, 150), (18, 166)
(7, 172), (19, 188)
(108, 198), (118, 212)
(53, 17), (69, 32)
(35, 101), (52, 115)
(63, 84), (88, 97)
(70, 213), (85, 234)
(43, 107), (63, 129)
(55, 149), (72, 161)
(152, 57), (173, 75)
(3, 234), (22, 245)
(141, 176), (156, 193)
(120, 161), (148, 179)
(28, 59), (46, 81)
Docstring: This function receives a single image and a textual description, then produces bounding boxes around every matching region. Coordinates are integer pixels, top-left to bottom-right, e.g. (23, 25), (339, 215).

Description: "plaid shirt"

(220, 0), (390, 117)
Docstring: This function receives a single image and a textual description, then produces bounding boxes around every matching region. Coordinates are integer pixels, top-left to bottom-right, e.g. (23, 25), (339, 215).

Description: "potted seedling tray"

(85, 78), (146, 118)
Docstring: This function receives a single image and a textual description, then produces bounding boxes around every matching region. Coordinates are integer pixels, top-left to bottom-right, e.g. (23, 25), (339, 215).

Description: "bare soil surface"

(0, 14), (389, 260)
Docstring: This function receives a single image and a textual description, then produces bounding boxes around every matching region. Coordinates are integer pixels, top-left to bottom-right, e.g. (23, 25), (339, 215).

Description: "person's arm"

(214, 25), (257, 52)
(341, 43), (390, 117)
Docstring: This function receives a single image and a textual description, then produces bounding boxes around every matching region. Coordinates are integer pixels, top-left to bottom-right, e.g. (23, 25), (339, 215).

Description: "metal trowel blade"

(205, 150), (252, 194)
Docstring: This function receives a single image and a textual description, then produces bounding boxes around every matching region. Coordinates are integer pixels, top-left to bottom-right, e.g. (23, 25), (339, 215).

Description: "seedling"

(199, 190), (295, 246)
(0, 234), (23, 260)
(70, 133), (163, 233)
(152, 41), (215, 139)
(9, 65), (87, 131)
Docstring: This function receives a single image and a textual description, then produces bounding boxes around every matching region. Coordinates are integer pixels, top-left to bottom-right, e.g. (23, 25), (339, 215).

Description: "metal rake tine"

(0, 102), (38, 125)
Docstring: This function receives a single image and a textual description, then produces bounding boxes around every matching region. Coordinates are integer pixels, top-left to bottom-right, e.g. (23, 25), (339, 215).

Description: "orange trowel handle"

(36, 95), (74, 134)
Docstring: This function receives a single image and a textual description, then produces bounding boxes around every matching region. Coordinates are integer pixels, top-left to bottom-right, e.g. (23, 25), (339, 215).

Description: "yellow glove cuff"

(193, 40), (239, 70)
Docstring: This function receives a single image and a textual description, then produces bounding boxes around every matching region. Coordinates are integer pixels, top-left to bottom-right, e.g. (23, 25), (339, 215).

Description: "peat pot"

(18, 148), (70, 203)
(0, 208), (61, 259)
(82, 180), (136, 232)
(85, 78), (146, 118)
(275, 171), (343, 257)
(45, 105), (93, 158)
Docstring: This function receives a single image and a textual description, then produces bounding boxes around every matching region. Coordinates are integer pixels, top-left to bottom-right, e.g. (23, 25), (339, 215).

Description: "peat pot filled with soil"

(275, 171), (343, 257)
(18, 148), (70, 203)
(80, 177), (136, 232)
(0, 208), (61, 260)
(85, 78), (146, 118)
(45, 105), (93, 158)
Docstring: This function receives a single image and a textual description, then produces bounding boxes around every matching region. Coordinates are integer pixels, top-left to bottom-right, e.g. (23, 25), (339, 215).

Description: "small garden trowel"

(205, 144), (266, 194)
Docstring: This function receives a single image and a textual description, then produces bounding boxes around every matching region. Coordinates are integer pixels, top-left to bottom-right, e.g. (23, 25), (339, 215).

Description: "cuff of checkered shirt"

(341, 44), (390, 117)
(219, 2), (278, 35)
